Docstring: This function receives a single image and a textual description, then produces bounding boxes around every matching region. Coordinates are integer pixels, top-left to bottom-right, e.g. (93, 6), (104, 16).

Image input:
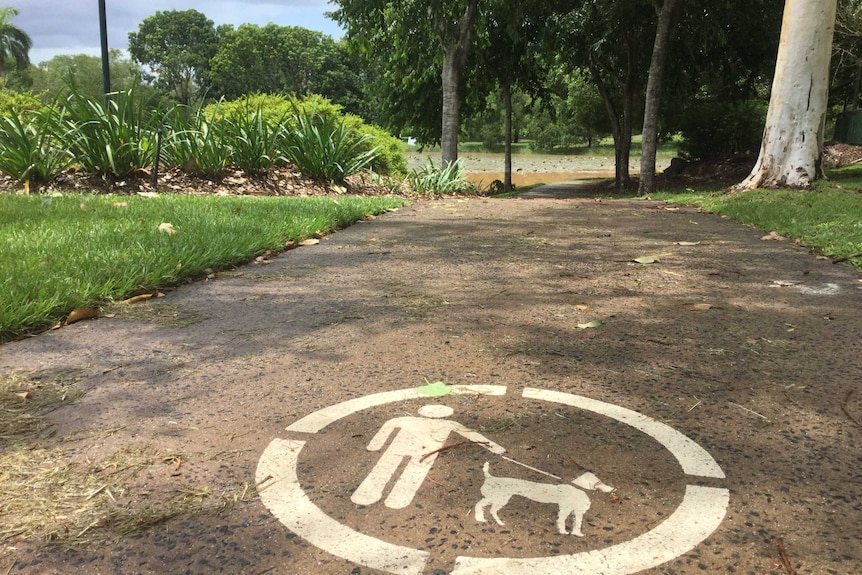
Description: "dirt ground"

(1, 187), (861, 575)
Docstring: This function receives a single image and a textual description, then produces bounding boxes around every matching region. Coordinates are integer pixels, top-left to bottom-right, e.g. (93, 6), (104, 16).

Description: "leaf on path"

(771, 280), (802, 287)
(691, 303), (713, 311)
(121, 293), (155, 305)
(675, 241), (700, 246)
(299, 238), (320, 246)
(577, 320), (603, 329)
(158, 222), (177, 235)
(761, 231), (786, 241)
(284, 240), (297, 250)
(16, 391), (32, 399)
(575, 304), (589, 311)
(66, 307), (99, 325)
(633, 255), (661, 264)
(417, 380), (451, 397)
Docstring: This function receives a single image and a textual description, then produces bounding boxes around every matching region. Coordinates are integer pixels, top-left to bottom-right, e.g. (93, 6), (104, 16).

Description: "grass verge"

(0, 193), (406, 341)
(649, 177), (862, 269)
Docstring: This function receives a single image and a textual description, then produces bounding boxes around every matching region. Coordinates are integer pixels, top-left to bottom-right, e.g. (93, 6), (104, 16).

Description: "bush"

(206, 93), (407, 177)
(0, 86), (44, 118)
(408, 159), (480, 196)
(0, 106), (72, 183)
(161, 103), (233, 178)
(678, 100), (767, 160)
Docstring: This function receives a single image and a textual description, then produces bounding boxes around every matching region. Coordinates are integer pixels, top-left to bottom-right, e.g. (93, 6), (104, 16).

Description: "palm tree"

(0, 7), (32, 81)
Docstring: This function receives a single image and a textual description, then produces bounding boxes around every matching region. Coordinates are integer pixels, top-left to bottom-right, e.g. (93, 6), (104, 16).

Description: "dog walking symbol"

(351, 404), (505, 509)
(351, 403), (614, 536)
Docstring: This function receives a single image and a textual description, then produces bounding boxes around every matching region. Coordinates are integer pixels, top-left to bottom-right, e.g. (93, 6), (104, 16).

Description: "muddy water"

(406, 151), (670, 186)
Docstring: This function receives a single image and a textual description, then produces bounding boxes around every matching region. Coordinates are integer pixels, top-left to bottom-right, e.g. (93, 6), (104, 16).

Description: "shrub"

(677, 100), (767, 160)
(161, 103), (233, 178)
(0, 106), (72, 183)
(0, 86), (44, 118)
(62, 83), (157, 177)
(408, 159), (480, 196)
(282, 106), (378, 183)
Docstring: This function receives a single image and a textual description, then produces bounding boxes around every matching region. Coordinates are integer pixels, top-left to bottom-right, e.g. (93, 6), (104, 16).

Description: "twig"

(3, 559), (16, 575)
(420, 441), (489, 463)
(728, 402), (768, 421)
(777, 538), (796, 575)
(841, 389), (862, 428)
(832, 252), (862, 264)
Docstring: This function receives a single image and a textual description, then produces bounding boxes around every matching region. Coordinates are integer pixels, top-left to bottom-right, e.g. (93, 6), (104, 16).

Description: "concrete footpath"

(1, 194), (860, 575)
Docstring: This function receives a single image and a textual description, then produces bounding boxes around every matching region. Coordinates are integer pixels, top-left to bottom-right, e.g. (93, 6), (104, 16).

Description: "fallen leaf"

(692, 303), (713, 311)
(137, 191), (159, 198)
(575, 304), (589, 311)
(299, 238), (320, 246)
(761, 231), (786, 241)
(16, 391), (32, 399)
(66, 307), (99, 325)
(633, 255), (661, 264)
(112, 201), (128, 207)
(79, 203), (88, 211)
(675, 241), (700, 246)
(284, 240), (297, 250)
(417, 380), (451, 397)
(121, 293), (154, 305)
(771, 280), (802, 287)
(577, 320), (603, 329)
(158, 222), (177, 234)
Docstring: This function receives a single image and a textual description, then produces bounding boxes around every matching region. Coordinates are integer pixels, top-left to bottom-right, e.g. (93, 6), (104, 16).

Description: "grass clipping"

(0, 372), (256, 547)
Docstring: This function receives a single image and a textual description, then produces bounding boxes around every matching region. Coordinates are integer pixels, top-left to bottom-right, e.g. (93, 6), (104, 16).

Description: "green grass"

(0, 194), (405, 341)
(649, 176), (862, 269)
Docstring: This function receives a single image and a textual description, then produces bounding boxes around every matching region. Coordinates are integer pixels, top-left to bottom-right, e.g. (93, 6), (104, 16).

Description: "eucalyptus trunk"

(438, 1), (479, 168)
(736, 0), (837, 189)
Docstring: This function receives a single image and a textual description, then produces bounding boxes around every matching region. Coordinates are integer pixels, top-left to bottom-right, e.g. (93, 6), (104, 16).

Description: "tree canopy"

(0, 7), (31, 81)
(128, 9), (218, 105)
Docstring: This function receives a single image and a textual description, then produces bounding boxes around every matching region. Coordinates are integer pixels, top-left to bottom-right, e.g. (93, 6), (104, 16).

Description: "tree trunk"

(736, 0), (837, 190)
(438, 1), (480, 168)
(638, 0), (681, 196)
(502, 80), (513, 192)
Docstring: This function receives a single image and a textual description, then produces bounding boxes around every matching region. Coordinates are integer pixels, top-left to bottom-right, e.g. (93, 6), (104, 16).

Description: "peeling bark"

(736, 0), (837, 190)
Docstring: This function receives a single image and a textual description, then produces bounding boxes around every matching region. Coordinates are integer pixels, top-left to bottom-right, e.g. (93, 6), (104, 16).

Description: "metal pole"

(98, 0), (111, 95)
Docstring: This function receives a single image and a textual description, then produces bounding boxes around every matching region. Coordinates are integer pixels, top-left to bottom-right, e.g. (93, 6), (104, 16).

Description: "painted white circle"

(256, 386), (729, 575)
(417, 404), (455, 418)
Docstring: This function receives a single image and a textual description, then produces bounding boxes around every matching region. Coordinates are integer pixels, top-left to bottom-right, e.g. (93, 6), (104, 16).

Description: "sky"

(12, 0), (345, 66)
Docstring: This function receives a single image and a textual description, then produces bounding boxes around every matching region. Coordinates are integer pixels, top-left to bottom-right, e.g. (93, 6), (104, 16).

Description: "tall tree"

(638, 0), (682, 196)
(128, 9), (218, 105)
(737, 0), (838, 189)
(29, 51), (143, 102)
(0, 7), (32, 81)
(331, 1), (482, 166)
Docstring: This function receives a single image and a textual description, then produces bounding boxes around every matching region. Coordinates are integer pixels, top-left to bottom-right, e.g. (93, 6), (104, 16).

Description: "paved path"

(1, 196), (860, 575)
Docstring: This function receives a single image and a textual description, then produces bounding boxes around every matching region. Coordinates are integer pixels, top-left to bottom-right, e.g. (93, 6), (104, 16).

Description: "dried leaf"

(158, 223), (177, 235)
(79, 203), (88, 211)
(66, 307), (98, 325)
(692, 303), (713, 311)
(113, 201), (128, 207)
(675, 241), (700, 246)
(299, 238), (320, 246)
(577, 320), (603, 329)
(121, 293), (154, 305)
(16, 391), (32, 399)
(575, 304), (589, 311)
(417, 380), (451, 397)
(761, 231), (786, 241)
(633, 255), (661, 264)
(771, 280), (802, 287)
(137, 191), (159, 198)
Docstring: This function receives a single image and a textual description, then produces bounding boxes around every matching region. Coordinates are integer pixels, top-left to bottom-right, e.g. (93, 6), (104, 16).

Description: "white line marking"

(256, 438), (430, 575)
(523, 389), (725, 479)
(286, 385), (507, 434)
(452, 485), (729, 574)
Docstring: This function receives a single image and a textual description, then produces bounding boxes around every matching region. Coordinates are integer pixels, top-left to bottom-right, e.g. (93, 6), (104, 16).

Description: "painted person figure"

(351, 404), (505, 509)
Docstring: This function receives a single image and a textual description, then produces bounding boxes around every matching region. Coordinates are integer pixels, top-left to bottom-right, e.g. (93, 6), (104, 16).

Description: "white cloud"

(11, 0), (342, 65)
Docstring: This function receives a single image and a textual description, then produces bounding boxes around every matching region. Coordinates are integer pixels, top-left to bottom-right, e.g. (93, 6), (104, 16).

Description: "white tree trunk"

(736, 0), (837, 190)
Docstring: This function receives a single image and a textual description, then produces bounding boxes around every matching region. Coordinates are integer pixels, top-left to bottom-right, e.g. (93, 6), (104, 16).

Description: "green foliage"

(222, 106), (288, 175)
(408, 159), (478, 196)
(0, 105), (71, 182)
(128, 9), (218, 105)
(62, 83), (157, 178)
(282, 105), (379, 183)
(0, 7), (32, 79)
(27, 51), (146, 103)
(0, 194), (406, 341)
(0, 84), (42, 116)
(161, 104), (232, 178)
(677, 100), (767, 160)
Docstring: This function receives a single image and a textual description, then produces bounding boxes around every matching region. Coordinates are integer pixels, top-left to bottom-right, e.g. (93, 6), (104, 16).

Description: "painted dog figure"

(474, 462), (614, 536)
